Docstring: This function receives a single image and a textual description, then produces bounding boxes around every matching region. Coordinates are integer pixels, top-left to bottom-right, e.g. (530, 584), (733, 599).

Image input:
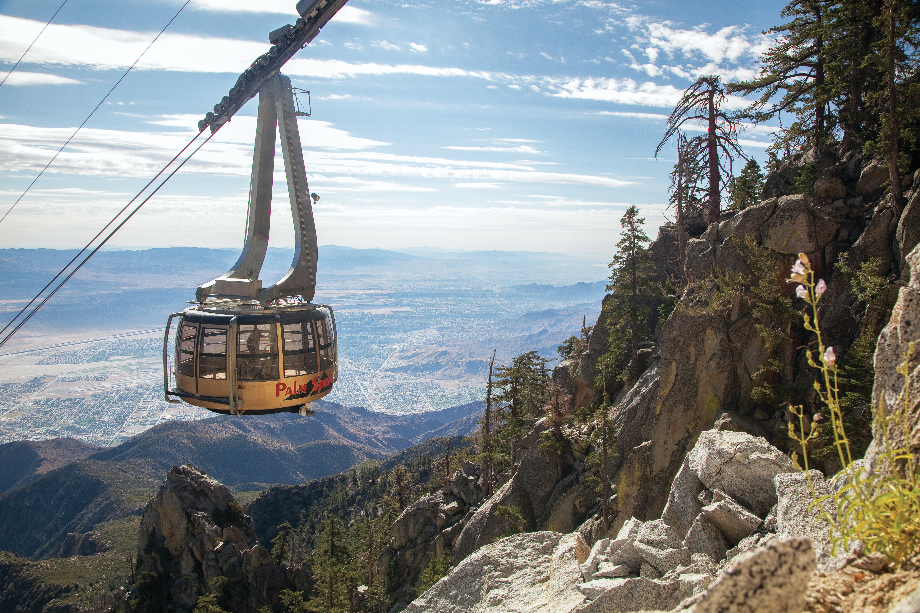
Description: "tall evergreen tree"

(731, 158), (765, 210)
(493, 350), (549, 473)
(307, 516), (354, 613)
(728, 0), (835, 150)
(669, 133), (706, 283)
(826, 0), (881, 151)
(865, 0), (920, 216)
(604, 206), (657, 382)
(480, 350), (497, 498)
(657, 76), (744, 225)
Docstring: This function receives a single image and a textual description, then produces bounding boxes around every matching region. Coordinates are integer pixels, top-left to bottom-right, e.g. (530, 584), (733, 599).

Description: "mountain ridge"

(0, 399), (482, 560)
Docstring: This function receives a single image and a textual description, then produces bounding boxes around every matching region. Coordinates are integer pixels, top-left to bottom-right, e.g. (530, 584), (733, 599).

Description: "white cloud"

(454, 182), (503, 188)
(442, 145), (542, 153)
(546, 77), (685, 107)
(499, 138), (540, 143)
(738, 139), (770, 148)
(375, 40), (401, 52)
(613, 17), (771, 87)
(643, 22), (769, 64)
(595, 111), (668, 120)
(496, 197), (635, 207)
(189, 0), (293, 14)
(0, 15), (509, 84)
(334, 7), (378, 26)
(0, 15), (267, 72)
(188, 0), (376, 25)
(0, 121), (633, 188)
(286, 58), (494, 80)
(546, 76), (748, 109)
(0, 71), (82, 86)
(409, 42), (428, 53)
(319, 178), (436, 192)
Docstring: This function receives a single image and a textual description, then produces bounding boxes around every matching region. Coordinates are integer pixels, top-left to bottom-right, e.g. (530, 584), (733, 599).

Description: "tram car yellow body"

(165, 305), (336, 415)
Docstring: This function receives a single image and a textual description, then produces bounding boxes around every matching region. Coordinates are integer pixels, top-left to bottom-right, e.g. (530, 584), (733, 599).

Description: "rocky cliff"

(553, 150), (920, 539)
(402, 151), (920, 612)
(131, 465), (306, 612)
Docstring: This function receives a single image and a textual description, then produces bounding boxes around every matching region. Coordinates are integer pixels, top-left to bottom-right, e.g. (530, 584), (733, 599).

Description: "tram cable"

(0, 127), (218, 350)
(0, 125), (209, 341)
(0, 0), (70, 90)
(0, 0), (192, 226)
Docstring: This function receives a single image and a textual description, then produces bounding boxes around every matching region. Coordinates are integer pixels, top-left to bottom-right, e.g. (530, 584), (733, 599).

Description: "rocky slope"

(556, 151), (919, 537)
(0, 438), (97, 496)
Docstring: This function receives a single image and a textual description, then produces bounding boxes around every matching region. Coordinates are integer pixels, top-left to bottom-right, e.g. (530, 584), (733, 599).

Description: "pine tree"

(728, 0), (835, 150)
(731, 158), (765, 210)
(271, 522), (293, 564)
(657, 76), (744, 225)
(603, 206), (658, 382)
(493, 350), (549, 474)
(540, 379), (573, 480)
(826, 0), (881, 151)
(480, 350), (497, 498)
(307, 516), (353, 613)
(864, 0), (920, 216)
(669, 133), (707, 283)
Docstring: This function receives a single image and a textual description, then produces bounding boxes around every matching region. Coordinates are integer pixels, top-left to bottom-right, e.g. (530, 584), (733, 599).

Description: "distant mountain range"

(0, 246), (606, 334)
(0, 399), (482, 559)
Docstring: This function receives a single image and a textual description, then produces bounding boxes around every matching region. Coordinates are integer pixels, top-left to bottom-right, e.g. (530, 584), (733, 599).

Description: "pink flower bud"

(792, 260), (806, 275)
(816, 279), (827, 295)
(823, 346), (836, 367)
(798, 253), (811, 266)
(796, 285), (808, 299)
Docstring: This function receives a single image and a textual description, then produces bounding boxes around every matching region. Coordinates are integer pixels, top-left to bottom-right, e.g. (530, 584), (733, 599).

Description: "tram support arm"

(197, 0), (350, 134)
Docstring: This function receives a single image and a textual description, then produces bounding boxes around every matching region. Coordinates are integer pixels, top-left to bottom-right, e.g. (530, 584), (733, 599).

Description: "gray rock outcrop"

(134, 465), (302, 612)
(869, 242), (920, 462)
(405, 531), (588, 613)
(680, 537), (816, 613)
(773, 470), (850, 573)
(687, 430), (796, 519)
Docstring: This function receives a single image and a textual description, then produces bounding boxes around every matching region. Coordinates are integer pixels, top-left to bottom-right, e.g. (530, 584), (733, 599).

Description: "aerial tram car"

(163, 0), (348, 416)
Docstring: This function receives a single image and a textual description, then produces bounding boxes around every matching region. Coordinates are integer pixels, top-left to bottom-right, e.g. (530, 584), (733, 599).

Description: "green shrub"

(793, 161), (819, 195)
(415, 550), (452, 596)
(492, 505), (526, 540)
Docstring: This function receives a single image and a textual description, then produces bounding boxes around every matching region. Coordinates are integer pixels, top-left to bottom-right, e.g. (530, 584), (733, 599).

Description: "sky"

(0, 0), (787, 256)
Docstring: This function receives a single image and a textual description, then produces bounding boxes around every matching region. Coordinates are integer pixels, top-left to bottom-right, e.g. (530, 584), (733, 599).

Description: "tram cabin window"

(177, 324), (197, 377)
(316, 318), (334, 371)
(199, 327), (228, 379)
(282, 322), (317, 377)
(237, 323), (279, 380)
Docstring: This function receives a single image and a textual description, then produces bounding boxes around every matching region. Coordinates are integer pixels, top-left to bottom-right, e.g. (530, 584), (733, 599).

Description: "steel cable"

(0, 127), (207, 340)
(0, 127), (220, 349)
(0, 0), (192, 225)
(0, 0), (70, 90)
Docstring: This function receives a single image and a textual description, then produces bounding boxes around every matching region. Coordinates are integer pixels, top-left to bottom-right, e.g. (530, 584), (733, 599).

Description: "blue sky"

(0, 0), (786, 254)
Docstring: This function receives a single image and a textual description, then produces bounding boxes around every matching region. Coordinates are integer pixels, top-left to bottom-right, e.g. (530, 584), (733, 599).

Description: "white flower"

(792, 260), (806, 275)
(796, 285), (808, 299)
(816, 279), (827, 295)
(824, 346), (836, 367)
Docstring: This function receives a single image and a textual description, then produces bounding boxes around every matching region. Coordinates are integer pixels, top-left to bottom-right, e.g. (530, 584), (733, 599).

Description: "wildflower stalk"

(788, 254), (920, 567)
